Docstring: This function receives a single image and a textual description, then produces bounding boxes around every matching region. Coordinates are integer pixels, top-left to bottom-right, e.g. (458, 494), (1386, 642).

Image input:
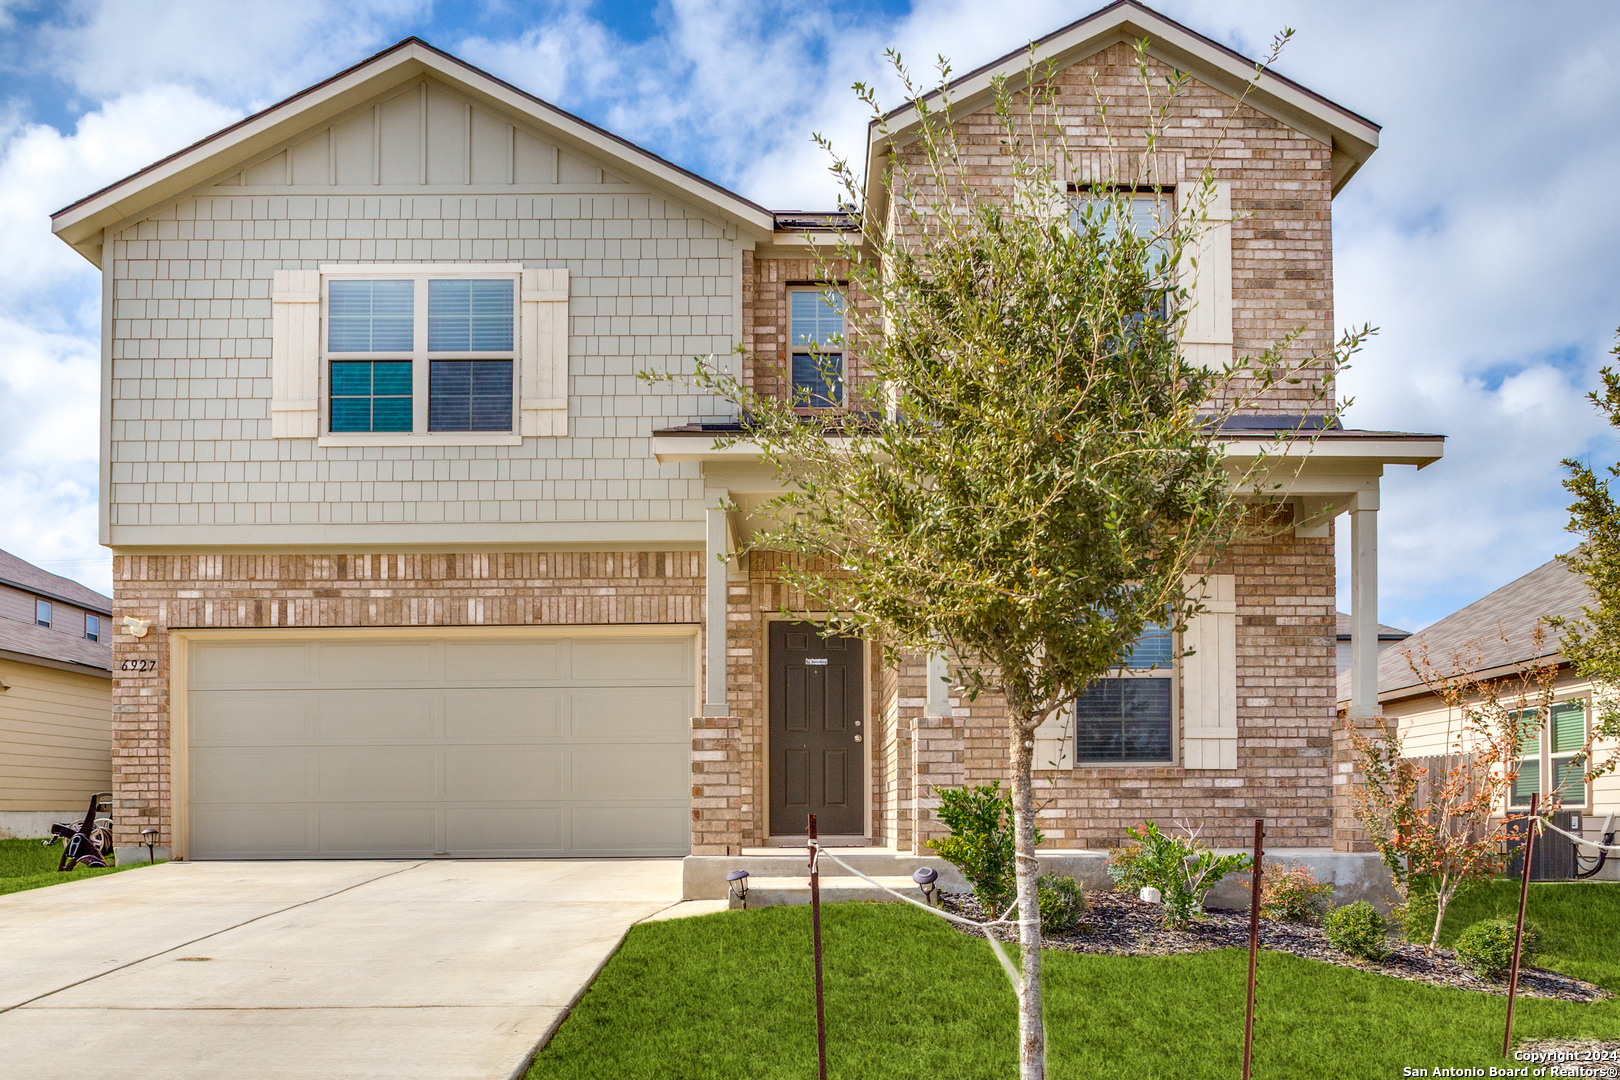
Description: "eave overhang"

(51, 38), (776, 267)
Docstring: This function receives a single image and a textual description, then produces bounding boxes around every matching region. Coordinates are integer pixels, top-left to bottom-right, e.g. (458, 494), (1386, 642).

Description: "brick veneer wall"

(111, 550), (703, 849)
(743, 255), (860, 406)
(904, 527), (1339, 852)
(887, 41), (1338, 415)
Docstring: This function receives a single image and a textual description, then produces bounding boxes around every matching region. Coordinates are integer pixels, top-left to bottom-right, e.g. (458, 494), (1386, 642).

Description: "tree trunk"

(1429, 878), (1452, 951)
(1009, 715), (1045, 1080)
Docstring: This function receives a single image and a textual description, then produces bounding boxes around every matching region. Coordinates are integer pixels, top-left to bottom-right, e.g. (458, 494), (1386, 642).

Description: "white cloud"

(37, 0), (427, 106)
(0, 86), (237, 594)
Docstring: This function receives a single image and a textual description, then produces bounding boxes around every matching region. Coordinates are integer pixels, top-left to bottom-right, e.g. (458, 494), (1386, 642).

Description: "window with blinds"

(323, 274), (517, 435)
(1511, 700), (1588, 807)
(1074, 622), (1175, 763)
(789, 288), (845, 407)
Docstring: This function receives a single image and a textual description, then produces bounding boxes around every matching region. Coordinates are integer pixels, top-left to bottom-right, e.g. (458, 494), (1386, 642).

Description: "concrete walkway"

(0, 859), (683, 1080)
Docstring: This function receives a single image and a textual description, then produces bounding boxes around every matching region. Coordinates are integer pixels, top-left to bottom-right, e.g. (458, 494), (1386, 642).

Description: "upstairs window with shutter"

(271, 264), (567, 444)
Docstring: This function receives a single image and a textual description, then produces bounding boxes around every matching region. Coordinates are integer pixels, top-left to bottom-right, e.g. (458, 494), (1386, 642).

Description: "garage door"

(186, 633), (694, 859)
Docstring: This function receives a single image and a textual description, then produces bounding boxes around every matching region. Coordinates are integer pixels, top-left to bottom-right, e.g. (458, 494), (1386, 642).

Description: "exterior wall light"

(913, 866), (939, 906)
(122, 616), (151, 638)
(727, 869), (750, 909)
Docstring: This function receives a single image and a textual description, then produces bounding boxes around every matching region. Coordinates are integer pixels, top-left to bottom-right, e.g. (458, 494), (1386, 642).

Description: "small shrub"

(1037, 876), (1086, 933)
(1453, 919), (1541, 980)
(1259, 862), (1335, 924)
(1323, 901), (1391, 960)
(1106, 820), (1251, 927)
(927, 782), (1042, 916)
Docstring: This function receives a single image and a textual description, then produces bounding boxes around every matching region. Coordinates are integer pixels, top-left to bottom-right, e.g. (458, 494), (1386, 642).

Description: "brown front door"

(769, 622), (865, 836)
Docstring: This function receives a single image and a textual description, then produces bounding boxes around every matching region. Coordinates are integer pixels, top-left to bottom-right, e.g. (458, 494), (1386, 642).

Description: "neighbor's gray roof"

(0, 617), (112, 675)
(1336, 552), (1591, 704)
(0, 548), (112, 614)
(1334, 612), (1410, 642)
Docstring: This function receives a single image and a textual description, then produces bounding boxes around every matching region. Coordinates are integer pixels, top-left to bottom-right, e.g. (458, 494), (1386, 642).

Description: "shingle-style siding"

(109, 550), (705, 849)
(104, 82), (741, 546)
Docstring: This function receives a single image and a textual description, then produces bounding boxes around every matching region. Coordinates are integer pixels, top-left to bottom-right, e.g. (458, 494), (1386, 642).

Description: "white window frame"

(1509, 694), (1591, 810)
(786, 284), (847, 410)
(35, 599), (51, 628)
(1070, 627), (1181, 769)
(317, 263), (523, 447)
(85, 613), (99, 642)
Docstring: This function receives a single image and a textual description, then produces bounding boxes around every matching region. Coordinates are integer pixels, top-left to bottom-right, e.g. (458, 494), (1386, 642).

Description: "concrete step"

(736, 875), (934, 908)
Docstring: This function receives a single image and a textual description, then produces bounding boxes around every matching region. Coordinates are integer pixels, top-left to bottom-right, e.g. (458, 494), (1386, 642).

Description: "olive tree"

(655, 41), (1364, 1079)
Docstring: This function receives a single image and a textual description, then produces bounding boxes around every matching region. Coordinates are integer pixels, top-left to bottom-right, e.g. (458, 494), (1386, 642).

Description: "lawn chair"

(42, 792), (114, 871)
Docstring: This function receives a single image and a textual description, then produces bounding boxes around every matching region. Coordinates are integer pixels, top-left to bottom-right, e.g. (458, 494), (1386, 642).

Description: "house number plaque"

(805, 658), (829, 666)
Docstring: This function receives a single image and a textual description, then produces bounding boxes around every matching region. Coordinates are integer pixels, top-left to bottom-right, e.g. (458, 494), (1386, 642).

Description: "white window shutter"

(520, 268), (570, 437)
(1033, 709), (1073, 772)
(1181, 573), (1238, 769)
(1179, 181), (1232, 370)
(270, 269), (321, 438)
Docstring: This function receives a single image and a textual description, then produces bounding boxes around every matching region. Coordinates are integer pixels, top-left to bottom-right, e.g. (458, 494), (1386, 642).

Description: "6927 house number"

(120, 659), (157, 672)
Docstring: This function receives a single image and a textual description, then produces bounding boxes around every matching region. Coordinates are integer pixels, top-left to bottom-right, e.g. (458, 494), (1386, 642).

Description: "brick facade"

(110, 550), (704, 849)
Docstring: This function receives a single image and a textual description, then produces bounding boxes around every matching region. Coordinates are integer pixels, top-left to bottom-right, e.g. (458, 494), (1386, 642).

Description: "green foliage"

(1407, 879), (1620, 992)
(1323, 902), (1391, 960)
(0, 837), (157, 897)
(1555, 351), (1620, 789)
(928, 782), (1041, 915)
(527, 902), (1620, 1080)
(1454, 919), (1541, 980)
(1106, 820), (1252, 927)
(1259, 862), (1336, 924)
(1037, 875), (1087, 933)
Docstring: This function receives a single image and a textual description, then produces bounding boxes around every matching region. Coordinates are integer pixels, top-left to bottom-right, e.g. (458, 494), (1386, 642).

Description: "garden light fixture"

(141, 828), (159, 863)
(727, 869), (750, 909)
(913, 866), (939, 906)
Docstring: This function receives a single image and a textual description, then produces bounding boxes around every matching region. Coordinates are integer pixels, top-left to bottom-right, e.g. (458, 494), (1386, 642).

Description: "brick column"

(1332, 712), (1384, 852)
(907, 713), (965, 854)
(691, 714), (748, 854)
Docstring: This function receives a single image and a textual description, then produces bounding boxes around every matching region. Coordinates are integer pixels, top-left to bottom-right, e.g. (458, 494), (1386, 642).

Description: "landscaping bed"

(941, 889), (1611, 1002)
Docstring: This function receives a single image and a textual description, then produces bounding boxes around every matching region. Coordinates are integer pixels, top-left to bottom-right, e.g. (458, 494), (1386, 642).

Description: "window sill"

(317, 432), (523, 448)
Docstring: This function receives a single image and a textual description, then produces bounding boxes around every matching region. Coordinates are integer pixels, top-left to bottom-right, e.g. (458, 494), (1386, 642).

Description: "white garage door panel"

(188, 633), (694, 859)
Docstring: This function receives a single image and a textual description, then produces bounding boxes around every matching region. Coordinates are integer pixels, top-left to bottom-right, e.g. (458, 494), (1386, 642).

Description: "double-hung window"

(1074, 622), (1176, 763)
(325, 271), (517, 438)
(85, 614), (99, 642)
(1070, 187), (1173, 317)
(1511, 699), (1589, 808)
(788, 287), (845, 408)
(35, 600), (51, 628)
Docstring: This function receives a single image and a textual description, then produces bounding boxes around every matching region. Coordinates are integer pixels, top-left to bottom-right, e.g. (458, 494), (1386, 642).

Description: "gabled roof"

(52, 37), (775, 265)
(0, 548), (112, 615)
(1336, 552), (1592, 705)
(865, 0), (1381, 222)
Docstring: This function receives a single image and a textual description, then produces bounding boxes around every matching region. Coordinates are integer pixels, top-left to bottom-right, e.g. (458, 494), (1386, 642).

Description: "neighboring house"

(1348, 553), (1619, 862)
(49, 1), (1444, 873)
(1334, 611), (1410, 676)
(0, 548), (113, 838)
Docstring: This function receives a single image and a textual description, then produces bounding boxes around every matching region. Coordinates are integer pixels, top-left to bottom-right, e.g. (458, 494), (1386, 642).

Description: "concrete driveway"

(0, 859), (683, 1080)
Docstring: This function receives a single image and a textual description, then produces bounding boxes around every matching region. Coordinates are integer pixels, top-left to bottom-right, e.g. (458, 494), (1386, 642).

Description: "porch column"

(1348, 488), (1380, 719)
(704, 495), (730, 716)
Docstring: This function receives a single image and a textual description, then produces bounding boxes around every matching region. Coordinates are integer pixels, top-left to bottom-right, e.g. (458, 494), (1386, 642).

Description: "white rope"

(1534, 814), (1620, 854)
(809, 843), (1024, 991)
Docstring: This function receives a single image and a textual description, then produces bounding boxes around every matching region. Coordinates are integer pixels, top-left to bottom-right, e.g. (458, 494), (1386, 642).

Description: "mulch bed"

(939, 890), (1611, 1003)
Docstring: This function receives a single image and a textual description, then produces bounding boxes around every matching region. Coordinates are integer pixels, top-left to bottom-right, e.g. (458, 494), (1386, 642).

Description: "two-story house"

(50, 1), (1442, 884)
(0, 548), (113, 838)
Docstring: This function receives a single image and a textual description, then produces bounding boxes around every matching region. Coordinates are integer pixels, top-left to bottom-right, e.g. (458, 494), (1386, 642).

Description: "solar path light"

(912, 866), (939, 906)
(727, 869), (750, 909)
(141, 829), (159, 864)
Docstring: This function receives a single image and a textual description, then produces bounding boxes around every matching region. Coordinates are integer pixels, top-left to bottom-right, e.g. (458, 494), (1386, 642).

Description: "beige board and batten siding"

(0, 659), (111, 818)
(106, 75), (739, 548)
(181, 630), (696, 859)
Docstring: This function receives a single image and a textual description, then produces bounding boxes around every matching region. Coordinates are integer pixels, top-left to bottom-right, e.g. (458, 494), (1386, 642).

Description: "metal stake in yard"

(1242, 818), (1264, 1080)
(808, 814), (829, 1080)
(1503, 792), (1537, 1058)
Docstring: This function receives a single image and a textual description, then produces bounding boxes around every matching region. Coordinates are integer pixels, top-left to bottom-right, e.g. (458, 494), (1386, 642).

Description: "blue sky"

(1, 0), (1618, 633)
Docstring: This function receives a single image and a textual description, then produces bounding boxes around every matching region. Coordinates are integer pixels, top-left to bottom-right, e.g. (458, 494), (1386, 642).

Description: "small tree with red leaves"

(1350, 629), (1559, 949)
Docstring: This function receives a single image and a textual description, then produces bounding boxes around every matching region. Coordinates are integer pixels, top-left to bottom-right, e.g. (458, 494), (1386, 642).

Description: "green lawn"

(0, 836), (160, 897)
(1409, 878), (1620, 991)
(528, 884), (1620, 1080)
